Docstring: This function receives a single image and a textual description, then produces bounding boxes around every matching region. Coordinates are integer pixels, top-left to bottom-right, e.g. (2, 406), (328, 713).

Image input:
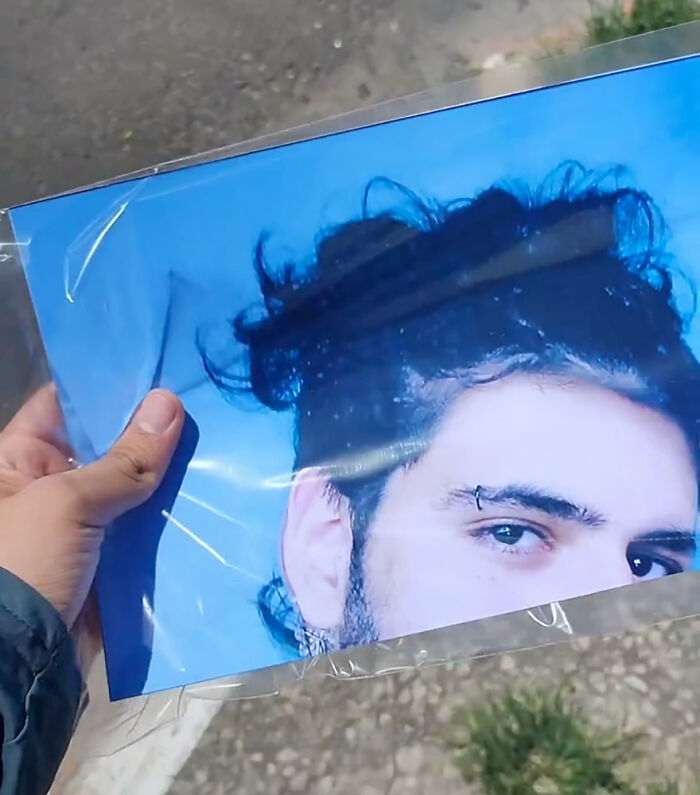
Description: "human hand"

(0, 386), (184, 628)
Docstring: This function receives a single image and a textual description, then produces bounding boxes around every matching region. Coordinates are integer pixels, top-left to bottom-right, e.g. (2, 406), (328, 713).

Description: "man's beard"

(338, 543), (378, 649)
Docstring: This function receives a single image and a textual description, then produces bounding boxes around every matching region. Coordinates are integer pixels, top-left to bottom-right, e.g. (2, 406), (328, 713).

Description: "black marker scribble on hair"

(201, 162), (700, 653)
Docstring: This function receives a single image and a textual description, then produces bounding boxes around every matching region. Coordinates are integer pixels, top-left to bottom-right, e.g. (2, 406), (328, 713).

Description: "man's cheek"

(364, 516), (479, 636)
(361, 509), (428, 634)
(361, 524), (396, 621)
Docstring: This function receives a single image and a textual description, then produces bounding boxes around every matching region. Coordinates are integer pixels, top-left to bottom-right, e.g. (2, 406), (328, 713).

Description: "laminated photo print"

(8, 54), (700, 699)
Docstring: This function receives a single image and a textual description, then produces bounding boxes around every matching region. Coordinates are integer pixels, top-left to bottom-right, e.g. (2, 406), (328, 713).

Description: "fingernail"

(134, 391), (178, 435)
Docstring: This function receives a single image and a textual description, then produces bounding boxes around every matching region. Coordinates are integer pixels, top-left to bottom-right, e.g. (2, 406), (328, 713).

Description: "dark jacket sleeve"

(0, 567), (82, 795)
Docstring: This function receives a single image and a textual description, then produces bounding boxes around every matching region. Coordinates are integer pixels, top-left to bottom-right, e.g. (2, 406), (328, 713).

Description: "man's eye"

(486, 524), (544, 549)
(626, 549), (682, 581)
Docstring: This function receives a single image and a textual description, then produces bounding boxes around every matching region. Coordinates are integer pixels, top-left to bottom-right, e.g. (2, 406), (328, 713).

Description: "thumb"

(62, 390), (185, 527)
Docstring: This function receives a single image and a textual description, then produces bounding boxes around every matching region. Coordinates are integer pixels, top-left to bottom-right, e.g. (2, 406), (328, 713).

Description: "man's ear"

(281, 468), (353, 631)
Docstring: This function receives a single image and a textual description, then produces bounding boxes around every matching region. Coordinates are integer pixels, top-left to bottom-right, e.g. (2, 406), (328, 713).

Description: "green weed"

(586, 0), (700, 46)
(449, 688), (684, 794)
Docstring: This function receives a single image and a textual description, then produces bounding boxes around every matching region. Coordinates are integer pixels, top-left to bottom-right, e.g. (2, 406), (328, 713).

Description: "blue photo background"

(10, 56), (700, 699)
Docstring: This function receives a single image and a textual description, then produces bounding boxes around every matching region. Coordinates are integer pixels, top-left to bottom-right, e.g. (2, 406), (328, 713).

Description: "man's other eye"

(479, 523), (547, 551)
(626, 548), (682, 581)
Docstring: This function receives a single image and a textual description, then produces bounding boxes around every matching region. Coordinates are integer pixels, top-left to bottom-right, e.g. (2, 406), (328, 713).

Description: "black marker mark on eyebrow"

(448, 484), (605, 527)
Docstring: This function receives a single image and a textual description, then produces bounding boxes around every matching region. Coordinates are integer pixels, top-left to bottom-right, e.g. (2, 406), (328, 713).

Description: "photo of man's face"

(282, 374), (697, 645)
(14, 53), (700, 698)
(230, 164), (700, 656)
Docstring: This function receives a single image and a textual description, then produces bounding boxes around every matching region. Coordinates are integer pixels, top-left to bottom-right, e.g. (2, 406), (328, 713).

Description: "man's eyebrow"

(631, 529), (697, 556)
(447, 484), (606, 527)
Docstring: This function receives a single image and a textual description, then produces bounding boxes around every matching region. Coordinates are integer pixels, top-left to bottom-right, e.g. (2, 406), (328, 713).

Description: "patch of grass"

(448, 689), (681, 794)
(586, 0), (700, 46)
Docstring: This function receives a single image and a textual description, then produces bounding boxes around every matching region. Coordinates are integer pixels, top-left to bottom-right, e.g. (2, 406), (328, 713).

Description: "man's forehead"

(408, 373), (698, 527)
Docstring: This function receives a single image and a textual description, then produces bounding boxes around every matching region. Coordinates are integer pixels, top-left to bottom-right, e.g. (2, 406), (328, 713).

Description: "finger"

(58, 390), (184, 526)
(0, 436), (72, 498)
(1, 384), (72, 456)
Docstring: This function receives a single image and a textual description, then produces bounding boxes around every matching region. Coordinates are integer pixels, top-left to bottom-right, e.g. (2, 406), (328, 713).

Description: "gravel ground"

(170, 571), (700, 794)
(0, 0), (595, 209)
(6, 1), (699, 794)
(172, 615), (700, 794)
